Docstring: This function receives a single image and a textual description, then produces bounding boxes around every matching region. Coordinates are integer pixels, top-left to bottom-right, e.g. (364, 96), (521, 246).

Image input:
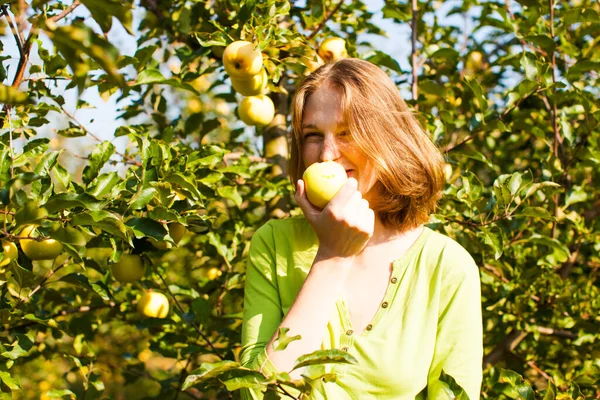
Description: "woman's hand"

(295, 177), (375, 260)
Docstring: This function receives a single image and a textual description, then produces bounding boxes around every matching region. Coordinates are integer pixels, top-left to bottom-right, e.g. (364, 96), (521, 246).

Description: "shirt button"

(381, 301), (389, 308)
(341, 347), (348, 352)
(391, 277), (398, 284)
(366, 324), (373, 331)
(346, 329), (353, 336)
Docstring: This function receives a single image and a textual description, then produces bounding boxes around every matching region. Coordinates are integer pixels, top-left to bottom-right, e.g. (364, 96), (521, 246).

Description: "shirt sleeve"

(239, 221), (285, 399)
(427, 249), (483, 400)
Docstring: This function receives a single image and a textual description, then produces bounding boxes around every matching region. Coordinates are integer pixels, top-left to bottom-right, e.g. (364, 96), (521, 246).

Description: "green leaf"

(182, 361), (243, 390)
(222, 371), (267, 391)
(0, 83), (30, 105)
(14, 201), (48, 225)
(128, 187), (157, 210)
(0, 371), (21, 390)
(82, 141), (115, 184)
(438, 370), (470, 400)
(125, 217), (167, 239)
(1, 333), (34, 360)
(520, 53), (537, 80)
(45, 389), (76, 399)
(514, 207), (555, 220)
(292, 349), (358, 370)
(87, 172), (120, 198)
(361, 50), (403, 73)
(80, 0), (133, 34)
(136, 68), (166, 85)
(44, 193), (105, 213)
(272, 327), (302, 352)
(218, 186), (242, 208)
(48, 226), (87, 246)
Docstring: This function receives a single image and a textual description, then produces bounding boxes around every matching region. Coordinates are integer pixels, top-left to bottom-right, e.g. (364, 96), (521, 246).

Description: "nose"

(319, 135), (341, 162)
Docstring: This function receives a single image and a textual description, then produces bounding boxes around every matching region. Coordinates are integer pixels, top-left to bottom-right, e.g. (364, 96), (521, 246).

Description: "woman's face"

(301, 84), (379, 203)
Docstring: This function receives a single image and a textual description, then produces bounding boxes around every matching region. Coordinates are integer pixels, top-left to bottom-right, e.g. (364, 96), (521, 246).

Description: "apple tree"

(0, 0), (598, 399)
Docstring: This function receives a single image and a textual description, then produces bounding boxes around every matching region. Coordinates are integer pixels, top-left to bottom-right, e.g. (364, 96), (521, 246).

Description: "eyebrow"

(301, 123), (348, 131)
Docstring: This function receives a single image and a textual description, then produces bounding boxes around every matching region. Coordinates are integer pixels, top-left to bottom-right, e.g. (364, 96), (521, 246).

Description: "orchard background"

(1, 0), (599, 399)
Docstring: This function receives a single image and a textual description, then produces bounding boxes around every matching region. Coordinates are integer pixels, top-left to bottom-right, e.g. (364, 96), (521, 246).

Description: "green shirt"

(240, 216), (483, 399)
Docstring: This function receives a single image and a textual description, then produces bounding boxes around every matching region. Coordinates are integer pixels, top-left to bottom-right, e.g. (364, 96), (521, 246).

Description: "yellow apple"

(138, 292), (169, 318)
(0, 239), (18, 267)
(148, 238), (172, 250)
(223, 41), (263, 79)
(318, 37), (348, 62)
(110, 254), (146, 283)
(238, 94), (275, 126)
(20, 225), (64, 261)
(169, 223), (187, 245)
(230, 68), (268, 96)
(303, 161), (348, 209)
(207, 267), (222, 280)
(305, 54), (324, 72)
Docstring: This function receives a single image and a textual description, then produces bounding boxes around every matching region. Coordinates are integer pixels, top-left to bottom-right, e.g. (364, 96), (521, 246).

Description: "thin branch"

(306, 0), (345, 41)
(443, 134), (473, 153)
(558, 241), (581, 279)
(20, 260), (69, 304)
(536, 325), (578, 339)
(152, 263), (225, 360)
(411, 0), (418, 109)
(0, 5), (24, 56)
(483, 329), (528, 367)
(48, 0), (81, 23)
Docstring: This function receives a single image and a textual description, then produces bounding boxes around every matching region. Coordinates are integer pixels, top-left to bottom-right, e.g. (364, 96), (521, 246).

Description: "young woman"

(240, 58), (483, 399)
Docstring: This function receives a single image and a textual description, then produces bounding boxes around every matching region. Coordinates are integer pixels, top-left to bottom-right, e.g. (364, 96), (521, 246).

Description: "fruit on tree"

(110, 254), (146, 283)
(0, 239), (18, 267)
(149, 238), (172, 250)
(302, 161), (348, 209)
(207, 267), (222, 280)
(138, 292), (169, 318)
(305, 54), (324, 72)
(238, 94), (275, 126)
(223, 41), (263, 79)
(318, 37), (348, 62)
(169, 223), (187, 245)
(19, 225), (64, 261)
(230, 68), (268, 96)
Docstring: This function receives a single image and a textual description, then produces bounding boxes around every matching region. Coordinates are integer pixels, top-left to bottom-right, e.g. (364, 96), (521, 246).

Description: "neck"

(366, 215), (423, 247)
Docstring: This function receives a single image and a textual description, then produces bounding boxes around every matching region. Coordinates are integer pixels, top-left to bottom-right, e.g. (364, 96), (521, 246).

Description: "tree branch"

(483, 329), (528, 367)
(0, 5), (24, 56)
(411, 0), (418, 109)
(306, 0), (345, 41)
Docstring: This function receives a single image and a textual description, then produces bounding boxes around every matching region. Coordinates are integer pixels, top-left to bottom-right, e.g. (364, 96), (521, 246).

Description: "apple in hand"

(19, 225), (64, 261)
(223, 41), (263, 79)
(238, 94), (275, 126)
(318, 37), (348, 62)
(231, 68), (268, 96)
(111, 254), (146, 283)
(138, 292), (169, 318)
(302, 161), (348, 209)
(0, 239), (18, 267)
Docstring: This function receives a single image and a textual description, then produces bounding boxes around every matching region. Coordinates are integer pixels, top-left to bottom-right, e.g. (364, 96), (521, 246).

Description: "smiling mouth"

(346, 170), (354, 177)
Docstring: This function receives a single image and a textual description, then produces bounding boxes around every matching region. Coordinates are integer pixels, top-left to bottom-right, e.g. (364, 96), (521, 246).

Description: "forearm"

(265, 252), (352, 376)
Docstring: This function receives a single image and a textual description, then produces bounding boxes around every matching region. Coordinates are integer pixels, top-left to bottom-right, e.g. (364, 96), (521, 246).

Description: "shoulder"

(422, 228), (478, 280)
(251, 216), (316, 249)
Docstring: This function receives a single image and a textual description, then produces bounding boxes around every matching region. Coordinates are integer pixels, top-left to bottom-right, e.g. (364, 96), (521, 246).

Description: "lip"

(345, 170), (354, 177)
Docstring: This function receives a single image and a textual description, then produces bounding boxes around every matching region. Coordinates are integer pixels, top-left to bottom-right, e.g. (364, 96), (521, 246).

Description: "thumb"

(295, 179), (321, 219)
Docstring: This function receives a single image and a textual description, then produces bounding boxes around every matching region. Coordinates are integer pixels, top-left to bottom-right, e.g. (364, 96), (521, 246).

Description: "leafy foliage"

(0, 0), (599, 399)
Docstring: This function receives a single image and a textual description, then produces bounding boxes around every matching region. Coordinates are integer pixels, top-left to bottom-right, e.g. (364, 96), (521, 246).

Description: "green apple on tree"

(302, 161), (348, 209)
(222, 41), (263, 79)
(318, 37), (348, 62)
(230, 68), (268, 96)
(110, 254), (146, 283)
(19, 225), (64, 261)
(238, 94), (275, 126)
(138, 291), (169, 318)
(0, 239), (18, 267)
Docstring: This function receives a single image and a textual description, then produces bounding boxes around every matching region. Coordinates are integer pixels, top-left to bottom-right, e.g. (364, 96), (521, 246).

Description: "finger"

(326, 178), (359, 209)
(294, 179), (321, 219)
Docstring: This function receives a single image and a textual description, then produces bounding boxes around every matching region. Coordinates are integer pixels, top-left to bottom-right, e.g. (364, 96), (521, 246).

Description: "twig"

(443, 134), (473, 153)
(306, 0), (345, 41)
(48, 0), (81, 23)
(558, 241), (581, 279)
(223, 152), (266, 166)
(174, 332), (201, 400)
(483, 329), (528, 367)
(20, 260), (69, 304)
(411, 0), (418, 109)
(152, 263), (224, 360)
(0, 5), (23, 56)
(536, 326), (578, 339)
